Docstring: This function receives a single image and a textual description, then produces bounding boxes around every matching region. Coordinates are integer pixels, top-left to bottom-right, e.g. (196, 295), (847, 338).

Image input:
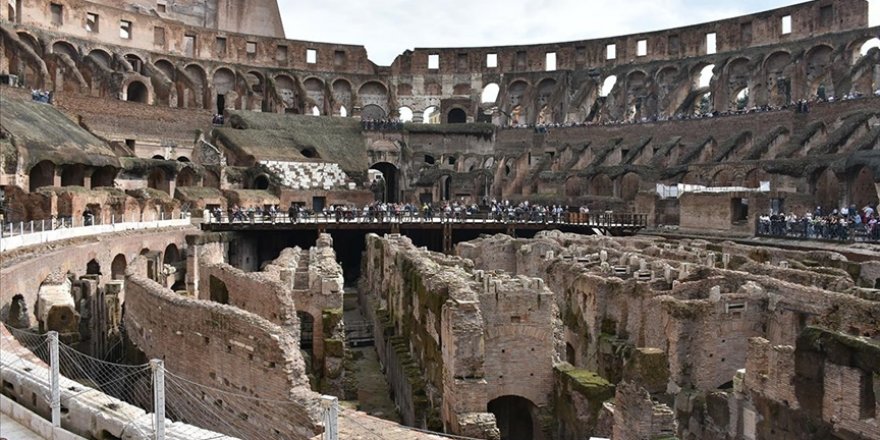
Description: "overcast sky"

(277, 0), (880, 66)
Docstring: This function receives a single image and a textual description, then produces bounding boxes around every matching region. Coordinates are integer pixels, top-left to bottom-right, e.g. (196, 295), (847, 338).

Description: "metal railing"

(755, 218), (880, 243)
(0, 212), (191, 252)
(203, 210), (648, 228)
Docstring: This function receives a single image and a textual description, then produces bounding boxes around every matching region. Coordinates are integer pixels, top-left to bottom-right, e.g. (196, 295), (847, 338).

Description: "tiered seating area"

(260, 161), (353, 190)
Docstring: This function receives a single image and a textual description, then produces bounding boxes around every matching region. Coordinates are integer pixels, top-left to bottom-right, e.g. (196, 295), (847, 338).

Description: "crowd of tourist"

(31, 89), (53, 104)
(210, 199), (592, 224)
(361, 118), (404, 131)
(758, 204), (879, 242)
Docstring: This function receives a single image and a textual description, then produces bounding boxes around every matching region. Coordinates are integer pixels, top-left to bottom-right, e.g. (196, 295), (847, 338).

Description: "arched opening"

(124, 54), (143, 74)
(859, 38), (880, 58)
(253, 174), (270, 190)
(177, 156), (190, 162)
(369, 162), (399, 203)
(487, 395), (538, 440)
(398, 106), (414, 122)
(590, 174), (614, 197)
(275, 74), (297, 111)
(111, 254), (127, 280)
(29, 161), (55, 192)
(440, 175), (451, 201)
(361, 104), (386, 120)
(600, 76), (617, 97)
(91, 166), (117, 188)
(213, 68), (235, 113)
(697, 64), (715, 89)
(175, 167), (196, 188)
(208, 275), (229, 304)
(162, 244), (180, 266)
(126, 81), (148, 103)
(311, 105), (320, 116)
(147, 168), (169, 193)
(86, 259), (101, 276)
(152, 155), (165, 160)
(338, 106), (348, 117)
(620, 173), (641, 201)
(332, 79), (353, 113)
(60, 165), (85, 187)
(424, 154), (436, 165)
(733, 87), (749, 111)
(850, 166), (878, 209)
(300, 147), (319, 159)
(813, 168), (840, 211)
(423, 106), (440, 124)
(448, 108), (467, 123)
(481, 83), (500, 104)
(694, 92), (713, 115)
(565, 343), (576, 365)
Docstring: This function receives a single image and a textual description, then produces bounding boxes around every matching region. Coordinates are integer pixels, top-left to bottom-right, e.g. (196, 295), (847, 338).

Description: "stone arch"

(812, 168), (841, 211)
(422, 106), (440, 124)
(849, 166), (878, 209)
(712, 168), (735, 187)
(175, 167), (197, 188)
(87, 49), (113, 69)
(252, 174), (270, 190)
(849, 37), (880, 63)
(212, 67), (236, 112)
(124, 80), (150, 103)
(153, 58), (175, 79)
(763, 51), (793, 106)
(624, 70), (649, 121)
(29, 160), (55, 192)
(162, 244), (180, 266)
(358, 81), (389, 113)
(91, 166), (117, 188)
(111, 254), (127, 280)
(805, 44), (835, 98)
(86, 259), (101, 275)
(564, 175), (585, 197)
(332, 78), (353, 112)
(487, 395), (540, 440)
(204, 169), (220, 188)
(370, 162), (399, 202)
(398, 106), (414, 122)
(60, 164), (85, 187)
(181, 63), (208, 108)
(361, 104), (386, 120)
(123, 53), (145, 75)
(50, 40), (78, 59)
(148, 168), (170, 193)
(619, 172), (641, 201)
(303, 77), (325, 111)
(507, 80), (529, 109)
(481, 83), (500, 104)
(590, 174), (614, 197)
(274, 74), (298, 111)
(599, 75), (617, 97)
(447, 107), (467, 123)
(16, 31), (42, 54)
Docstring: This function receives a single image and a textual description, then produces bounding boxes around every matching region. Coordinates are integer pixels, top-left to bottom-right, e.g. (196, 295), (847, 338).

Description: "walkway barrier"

(0, 213), (192, 252)
(1, 325), (340, 440)
(755, 217), (880, 243)
(203, 210), (647, 229)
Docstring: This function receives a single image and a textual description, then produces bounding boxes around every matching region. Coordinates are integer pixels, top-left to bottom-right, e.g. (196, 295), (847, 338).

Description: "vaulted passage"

(488, 395), (537, 440)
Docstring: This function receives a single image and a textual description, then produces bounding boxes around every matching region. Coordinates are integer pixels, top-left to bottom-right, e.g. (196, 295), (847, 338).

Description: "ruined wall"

(123, 273), (322, 439)
(362, 233), (555, 438)
(0, 226), (193, 325)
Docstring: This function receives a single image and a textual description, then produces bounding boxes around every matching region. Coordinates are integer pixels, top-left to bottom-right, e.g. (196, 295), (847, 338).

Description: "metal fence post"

(48, 331), (60, 427)
(321, 395), (338, 440)
(150, 359), (165, 440)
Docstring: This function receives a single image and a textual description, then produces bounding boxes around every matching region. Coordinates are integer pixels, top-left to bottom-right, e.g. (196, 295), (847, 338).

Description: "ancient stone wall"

(123, 273), (322, 439)
(362, 232), (556, 438)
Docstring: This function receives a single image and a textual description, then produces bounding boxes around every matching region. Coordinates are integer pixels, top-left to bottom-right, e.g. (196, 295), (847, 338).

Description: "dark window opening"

(731, 197), (749, 223)
(86, 13), (99, 33)
(819, 5), (833, 28)
(447, 108), (467, 124)
(209, 275), (229, 304)
(860, 371), (876, 420)
(216, 94), (225, 115)
(253, 174), (269, 190)
(334, 50), (346, 66)
(215, 37), (227, 56)
(50, 3), (62, 25)
(300, 147), (319, 159)
(276, 45), (287, 63)
(125, 139), (136, 150)
(424, 155), (436, 165)
(126, 82), (148, 103)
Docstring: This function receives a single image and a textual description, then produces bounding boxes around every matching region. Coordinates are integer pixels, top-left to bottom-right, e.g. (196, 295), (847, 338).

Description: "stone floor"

(0, 413), (45, 440)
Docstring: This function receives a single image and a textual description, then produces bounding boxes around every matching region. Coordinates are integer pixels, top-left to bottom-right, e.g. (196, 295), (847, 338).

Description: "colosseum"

(0, 0), (878, 439)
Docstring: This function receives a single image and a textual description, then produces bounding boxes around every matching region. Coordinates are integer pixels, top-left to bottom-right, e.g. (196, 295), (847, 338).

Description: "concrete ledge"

(1, 394), (86, 440)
